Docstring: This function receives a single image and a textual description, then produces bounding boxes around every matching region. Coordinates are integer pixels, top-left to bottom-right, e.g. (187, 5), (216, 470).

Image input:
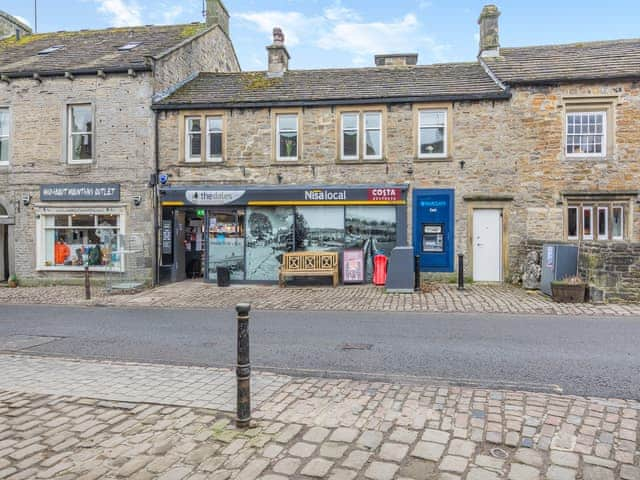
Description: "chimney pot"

(266, 27), (290, 77)
(478, 4), (501, 57)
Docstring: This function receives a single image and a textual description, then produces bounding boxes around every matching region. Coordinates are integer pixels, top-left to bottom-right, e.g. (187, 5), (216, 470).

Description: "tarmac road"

(0, 305), (638, 399)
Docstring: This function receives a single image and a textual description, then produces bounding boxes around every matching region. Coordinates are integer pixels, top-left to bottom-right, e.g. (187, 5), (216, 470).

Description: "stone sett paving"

(3, 282), (640, 316)
(0, 354), (639, 479)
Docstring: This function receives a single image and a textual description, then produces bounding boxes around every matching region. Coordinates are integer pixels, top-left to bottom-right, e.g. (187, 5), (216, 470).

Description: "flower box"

(551, 281), (586, 303)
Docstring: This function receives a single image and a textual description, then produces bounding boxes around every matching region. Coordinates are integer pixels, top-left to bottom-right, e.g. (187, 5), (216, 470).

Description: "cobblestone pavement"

(3, 282), (640, 316)
(1, 354), (639, 479)
(0, 354), (288, 412)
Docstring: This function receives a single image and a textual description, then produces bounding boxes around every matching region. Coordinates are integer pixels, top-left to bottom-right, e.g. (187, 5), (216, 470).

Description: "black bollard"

(235, 303), (251, 428)
(457, 254), (464, 290)
(84, 265), (91, 300)
(414, 255), (421, 291)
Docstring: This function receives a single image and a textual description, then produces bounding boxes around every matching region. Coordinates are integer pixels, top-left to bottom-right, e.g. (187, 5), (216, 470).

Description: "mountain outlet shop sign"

(40, 183), (121, 202)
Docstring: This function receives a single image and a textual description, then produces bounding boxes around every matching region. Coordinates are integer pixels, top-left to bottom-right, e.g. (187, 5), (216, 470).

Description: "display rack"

(105, 234), (146, 294)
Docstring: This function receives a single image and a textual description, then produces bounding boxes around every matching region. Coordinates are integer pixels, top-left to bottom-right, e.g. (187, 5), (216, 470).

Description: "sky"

(3, 1), (640, 71)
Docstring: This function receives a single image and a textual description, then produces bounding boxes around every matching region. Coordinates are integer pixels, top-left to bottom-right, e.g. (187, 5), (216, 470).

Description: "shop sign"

(40, 183), (120, 202)
(304, 189), (347, 201)
(185, 190), (245, 205)
(368, 188), (401, 202)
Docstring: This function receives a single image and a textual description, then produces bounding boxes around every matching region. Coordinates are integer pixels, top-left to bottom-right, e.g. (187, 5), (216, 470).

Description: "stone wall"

(518, 239), (640, 303)
(0, 73), (156, 281)
(0, 11), (31, 40)
(153, 25), (240, 94)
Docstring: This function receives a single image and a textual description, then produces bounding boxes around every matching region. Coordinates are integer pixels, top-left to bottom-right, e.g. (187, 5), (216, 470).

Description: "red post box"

(373, 254), (388, 286)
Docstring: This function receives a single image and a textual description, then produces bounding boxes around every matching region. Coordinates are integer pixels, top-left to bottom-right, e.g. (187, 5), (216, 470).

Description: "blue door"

(413, 189), (454, 272)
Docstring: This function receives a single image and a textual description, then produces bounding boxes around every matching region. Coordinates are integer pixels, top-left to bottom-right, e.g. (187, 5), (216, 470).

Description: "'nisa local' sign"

(40, 183), (120, 202)
(304, 189), (347, 201)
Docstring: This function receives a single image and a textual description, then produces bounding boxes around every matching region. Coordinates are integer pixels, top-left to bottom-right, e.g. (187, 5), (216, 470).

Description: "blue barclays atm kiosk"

(413, 189), (455, 272)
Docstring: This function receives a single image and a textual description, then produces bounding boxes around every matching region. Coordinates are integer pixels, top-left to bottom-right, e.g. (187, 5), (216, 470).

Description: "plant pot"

(7, 280), (18, 288)
(551, 282), (586, 303)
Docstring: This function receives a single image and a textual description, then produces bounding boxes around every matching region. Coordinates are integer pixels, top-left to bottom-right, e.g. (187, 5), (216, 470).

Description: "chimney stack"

(478, 4), (500, 57)
(266, 28), (290, 77)
(206, 0), (229, 36)
(374, 53), (418, 67)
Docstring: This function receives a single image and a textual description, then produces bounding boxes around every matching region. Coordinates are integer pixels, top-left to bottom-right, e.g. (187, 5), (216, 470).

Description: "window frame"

(582, 206), (594, 241)
(36, 208), (125, 272)
(413, 103), (453, 161)
(565, 111), (607, 158)
(565, 200), (630, 242)
(67, 103), (94, 165)
(562, 96), (616, 160)
(185, 116), (203, 163)
(179, 111), (226, 164)
(597, 206), (609, 240)
(275, 113), (299, 162)
(340, 112), (360, 161)
(0, 106), (10, 166)
(205, 115), (224, 163)
(363, 111), (383, 161)
(612, 206), (624, 241)
(567, 206), (579, 240)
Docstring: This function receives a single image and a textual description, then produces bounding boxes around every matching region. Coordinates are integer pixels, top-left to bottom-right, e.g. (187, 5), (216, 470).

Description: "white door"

(473, 209), (502, 282)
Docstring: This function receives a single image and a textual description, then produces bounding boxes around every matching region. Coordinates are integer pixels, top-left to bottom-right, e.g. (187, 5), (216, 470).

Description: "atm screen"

(423, 224), (444, 253)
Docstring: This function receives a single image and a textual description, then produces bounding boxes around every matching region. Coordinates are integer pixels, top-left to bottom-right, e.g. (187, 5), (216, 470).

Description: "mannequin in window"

(55, 236), (71, 265)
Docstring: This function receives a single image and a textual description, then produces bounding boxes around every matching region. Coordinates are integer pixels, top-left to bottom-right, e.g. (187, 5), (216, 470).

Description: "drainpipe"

(152, 110), (159, 286)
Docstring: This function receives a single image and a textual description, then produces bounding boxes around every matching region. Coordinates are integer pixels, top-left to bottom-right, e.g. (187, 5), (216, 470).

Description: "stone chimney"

(266, 28), (290, 77)
(478, 4), (500, 57)
(206, 0), (229, 36)
(374, 53), (418, 67)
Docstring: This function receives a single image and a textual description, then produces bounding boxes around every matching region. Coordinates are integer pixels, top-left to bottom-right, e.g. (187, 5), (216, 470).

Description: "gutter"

(0, 65), (151, 79)
(501, 74), (640, 87)
(152, 92), (512, 111)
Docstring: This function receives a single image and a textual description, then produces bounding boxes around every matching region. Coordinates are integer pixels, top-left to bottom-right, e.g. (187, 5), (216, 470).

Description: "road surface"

(0, 305), (638, 399)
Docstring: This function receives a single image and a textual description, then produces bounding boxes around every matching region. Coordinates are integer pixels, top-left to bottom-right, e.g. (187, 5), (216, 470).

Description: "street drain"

(340, 343), (373, 351)
(490, 447), (509, 459)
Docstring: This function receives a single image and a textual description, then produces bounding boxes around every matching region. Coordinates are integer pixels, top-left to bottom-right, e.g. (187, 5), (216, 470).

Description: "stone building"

(152, 5), (640, 301)
(0, 0), (239, 285)
(0, 10), (31, 41)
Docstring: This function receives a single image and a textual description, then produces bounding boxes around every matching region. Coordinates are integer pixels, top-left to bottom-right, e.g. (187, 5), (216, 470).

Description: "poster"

(343, 249), (364, 284)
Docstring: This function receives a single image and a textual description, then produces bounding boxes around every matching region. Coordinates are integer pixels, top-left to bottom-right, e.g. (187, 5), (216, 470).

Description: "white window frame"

(565, 111), (607, 158)
(67, 104), (93, 165)
(340, 112), (359, 161)
(363, 111), (382, 160)
(612, 206), (624, 241)
(185, 116), (202, 163)
(597, 206), (608, 240)
(205, 115), (223, 162)
(36, 208), (125, 272)
(0, 107), (9, 166)
(276, 114), (299, 161)
(567, 206), (579, 240)
(582, 206), (594, 240)
(418, 109), (448, 159)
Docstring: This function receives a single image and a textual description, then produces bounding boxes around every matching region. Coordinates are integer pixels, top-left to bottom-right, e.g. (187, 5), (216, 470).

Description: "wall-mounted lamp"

(22, 194), (31, 206)
(132, 195), (142, 207)
(406, 166), (414, 176)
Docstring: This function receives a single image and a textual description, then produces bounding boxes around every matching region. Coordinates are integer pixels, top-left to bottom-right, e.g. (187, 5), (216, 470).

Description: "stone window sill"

(335, 159), (387, 165)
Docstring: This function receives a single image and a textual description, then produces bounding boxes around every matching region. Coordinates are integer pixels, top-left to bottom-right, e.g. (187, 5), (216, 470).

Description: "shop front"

(35, 183), (125, 273)
(159, 185), (408, 284)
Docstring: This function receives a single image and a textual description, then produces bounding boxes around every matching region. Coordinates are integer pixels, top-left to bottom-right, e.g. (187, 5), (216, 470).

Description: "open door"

(173, 210), (186, 282)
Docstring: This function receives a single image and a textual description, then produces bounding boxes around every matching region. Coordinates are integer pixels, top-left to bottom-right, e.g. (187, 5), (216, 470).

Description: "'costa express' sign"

(368, 188), (401, 201)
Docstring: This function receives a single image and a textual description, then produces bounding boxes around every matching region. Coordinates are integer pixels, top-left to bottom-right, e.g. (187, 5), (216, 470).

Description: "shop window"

(208, 209), (245, 281)
(339, 109), (384, 161)
(68, 104), (93, 164)
(185, 117), (202, 163)
(39, 212), (121, 270)
(276, 114), (298, 161)
(418, 109), (447, 158)
(206, 116), (223, 162)
(296, 206), (345, 251)
(0, 108), (9, 165)
(245, 207), (294, 281)
(566, 203), (627, 241)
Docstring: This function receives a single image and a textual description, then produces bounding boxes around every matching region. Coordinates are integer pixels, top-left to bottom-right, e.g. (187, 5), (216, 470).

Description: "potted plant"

(551, 275), (586, 303)
(7, 274), (18, 288)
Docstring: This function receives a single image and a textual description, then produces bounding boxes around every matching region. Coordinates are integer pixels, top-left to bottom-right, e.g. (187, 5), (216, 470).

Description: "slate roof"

(483, 38), (640, 84)
(154, 62), (509, 108)
(0, 23), (207, 76)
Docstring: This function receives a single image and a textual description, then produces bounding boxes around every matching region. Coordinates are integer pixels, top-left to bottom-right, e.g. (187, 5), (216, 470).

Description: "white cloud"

(317, 14), (421, 55)
(161, 5), (184, 25)
(323, 3), (362, 22)
(94, 0), (142, 27)
(235, 11), (322, 47)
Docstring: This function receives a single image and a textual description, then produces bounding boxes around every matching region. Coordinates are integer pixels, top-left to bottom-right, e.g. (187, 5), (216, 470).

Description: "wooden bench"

(279, 251), (339, 287)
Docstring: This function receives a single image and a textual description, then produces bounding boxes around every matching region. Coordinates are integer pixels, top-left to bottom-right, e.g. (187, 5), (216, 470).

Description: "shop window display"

(295, 206), (345, 252)
(43, 213), (120, 269)
(208, 209), (245, 281)
(245, 207), (294, 281)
